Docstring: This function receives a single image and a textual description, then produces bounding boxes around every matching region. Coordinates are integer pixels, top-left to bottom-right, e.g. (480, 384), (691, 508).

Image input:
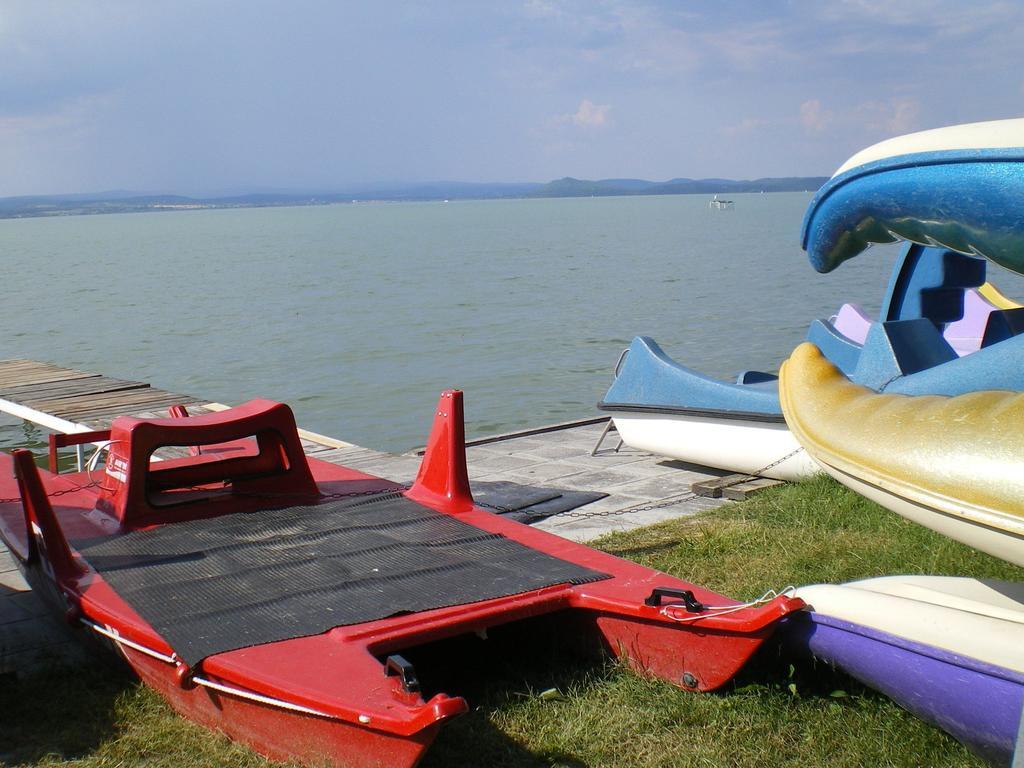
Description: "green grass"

(3, 475), (1021, 767)
(598, 473), (1022, 599)
(0, 665), (279, 768)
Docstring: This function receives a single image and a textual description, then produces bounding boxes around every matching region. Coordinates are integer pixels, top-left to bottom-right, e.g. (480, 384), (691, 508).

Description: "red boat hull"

(0, 392), (803, 768)
(131, 649), (440, 768)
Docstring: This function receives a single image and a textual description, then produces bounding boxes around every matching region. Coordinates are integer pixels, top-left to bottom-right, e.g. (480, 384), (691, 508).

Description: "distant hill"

(0, 176), (827, 219)
(529, 176), (828, 198)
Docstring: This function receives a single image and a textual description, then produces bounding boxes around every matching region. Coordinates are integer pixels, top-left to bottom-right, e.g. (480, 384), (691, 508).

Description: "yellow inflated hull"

(779, 343), (1024, 566)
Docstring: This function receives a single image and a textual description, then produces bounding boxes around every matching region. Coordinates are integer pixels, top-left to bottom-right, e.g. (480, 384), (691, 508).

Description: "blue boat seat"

(801, 145), (1024, 276)
(736, 370), (778, 385)
(852, 320), (957, 391)
(852, 318), (1024, 396)
(601, 336), (780, 414)
(806, 318), (862, 376)
(881, 245), (987, 326)
(981, 308), (1024, 348)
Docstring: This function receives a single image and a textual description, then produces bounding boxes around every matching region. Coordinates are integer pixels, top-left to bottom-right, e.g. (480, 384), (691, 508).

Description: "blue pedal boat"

(602, 118), (1024, 479)
(600, 242), (1024, 480)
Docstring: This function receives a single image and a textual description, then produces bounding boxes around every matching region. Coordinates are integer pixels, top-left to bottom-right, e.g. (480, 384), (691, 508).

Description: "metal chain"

(747, 445), (806, 477)
(627, 444), (806, 515)
(521, 444), (808, 523)
(229, 484), (413, 502)
(473, 490), (704, 521)
(0, 480), (100, 505)
(2, 447), (807, 520)
(547, 492), (700, 519)
(231, 482), (657, 521)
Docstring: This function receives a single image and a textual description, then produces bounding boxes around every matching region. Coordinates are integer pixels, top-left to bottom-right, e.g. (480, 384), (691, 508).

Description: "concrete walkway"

(0, 547), (92, 675)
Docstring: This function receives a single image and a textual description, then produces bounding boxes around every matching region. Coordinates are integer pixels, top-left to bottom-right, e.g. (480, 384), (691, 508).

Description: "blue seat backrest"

(981, 308), (1024, 348)
(736, 370), (778, 385)
(806, 318), (862, 376)
(852, 319), (957, 390)
(881, 244), (987, 326)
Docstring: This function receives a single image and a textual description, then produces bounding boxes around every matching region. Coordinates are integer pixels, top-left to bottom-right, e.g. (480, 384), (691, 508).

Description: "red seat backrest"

(97, 399), (318, 529)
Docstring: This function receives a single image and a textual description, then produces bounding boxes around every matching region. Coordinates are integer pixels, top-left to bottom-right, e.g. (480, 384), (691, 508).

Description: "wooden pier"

(0, 357), (780, 675)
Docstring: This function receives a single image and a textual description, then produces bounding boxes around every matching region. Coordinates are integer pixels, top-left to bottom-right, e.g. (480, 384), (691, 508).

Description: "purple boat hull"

(787, 613), (1024, 766)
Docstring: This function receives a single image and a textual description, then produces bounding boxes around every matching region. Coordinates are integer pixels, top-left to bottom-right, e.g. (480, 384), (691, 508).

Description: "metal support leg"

(591, 419), (623, 456)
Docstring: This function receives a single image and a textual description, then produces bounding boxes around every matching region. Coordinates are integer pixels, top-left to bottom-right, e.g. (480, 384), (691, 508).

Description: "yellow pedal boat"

(779, 342), (1024, 566)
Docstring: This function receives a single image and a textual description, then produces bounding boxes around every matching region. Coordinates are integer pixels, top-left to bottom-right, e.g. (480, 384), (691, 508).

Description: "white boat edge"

(794, 575), (1024, 673)
(817, 460), (1024, 568)
(607, 410), (820, 482)
(833, 117), (1024, 176)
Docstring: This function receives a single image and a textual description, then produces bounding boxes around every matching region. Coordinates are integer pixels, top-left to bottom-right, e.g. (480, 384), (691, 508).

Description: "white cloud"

(0, 90), (121, 195)
(795, 96), (921, 145)
(855, 98), (922, 135)
(800, 99), (834, 134)
(549, 98), (612, 130)
(699, 19), (795, 71)
(885, 98), (922, 134)
(820, 0), (1014, 34)
(570, 98), (611, 127)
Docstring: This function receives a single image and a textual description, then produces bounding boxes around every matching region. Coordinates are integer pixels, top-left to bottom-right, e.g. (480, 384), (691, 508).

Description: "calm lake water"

(3, 193), (1021, 453)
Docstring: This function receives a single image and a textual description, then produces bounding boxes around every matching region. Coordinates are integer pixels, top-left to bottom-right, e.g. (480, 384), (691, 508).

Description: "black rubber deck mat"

(74, 493), (611, 666)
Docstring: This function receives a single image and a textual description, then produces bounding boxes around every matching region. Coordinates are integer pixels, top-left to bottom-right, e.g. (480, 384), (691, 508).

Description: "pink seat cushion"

(831, 303), (872, 345)
(943, 289), (997, 356)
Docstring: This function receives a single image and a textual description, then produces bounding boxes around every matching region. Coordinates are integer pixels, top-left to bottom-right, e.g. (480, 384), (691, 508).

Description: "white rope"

(85, 440), (122, 492)
(660, 586), (797, 623)
(80, 617), (343, 721)
(80, 618), (179, 665)
(191, 676), (336, 719)
(86, 442), (110, 473)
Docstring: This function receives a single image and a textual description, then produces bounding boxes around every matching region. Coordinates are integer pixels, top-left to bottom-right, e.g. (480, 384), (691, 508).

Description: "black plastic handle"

(385, 654), (421, 693)
(644, 587), (705, 613)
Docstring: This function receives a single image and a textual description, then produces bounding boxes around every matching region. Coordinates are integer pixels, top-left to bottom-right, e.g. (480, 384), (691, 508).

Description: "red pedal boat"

(0, 391), (802, 768)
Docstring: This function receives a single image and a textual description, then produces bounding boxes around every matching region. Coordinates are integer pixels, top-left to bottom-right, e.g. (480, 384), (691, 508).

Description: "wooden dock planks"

(0, 375), (149, 401)
(0, 360), (99, 388)
(0, 359), (198, 427)
(0, 359), (340, 455)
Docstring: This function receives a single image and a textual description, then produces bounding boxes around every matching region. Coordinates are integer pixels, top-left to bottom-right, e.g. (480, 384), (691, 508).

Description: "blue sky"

(1, 0), (1022, 196)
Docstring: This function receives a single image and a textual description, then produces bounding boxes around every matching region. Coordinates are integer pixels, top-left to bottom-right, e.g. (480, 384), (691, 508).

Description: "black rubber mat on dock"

(75, 493), (610, 665)
(472, 481), (607, 523)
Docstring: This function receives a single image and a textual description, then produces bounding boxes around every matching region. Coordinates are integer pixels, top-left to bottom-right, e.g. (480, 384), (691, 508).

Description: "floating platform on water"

(0, 357), (782, 675)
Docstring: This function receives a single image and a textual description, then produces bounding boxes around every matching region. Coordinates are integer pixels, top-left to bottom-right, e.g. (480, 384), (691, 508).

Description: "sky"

(1, 0), (1023, 197)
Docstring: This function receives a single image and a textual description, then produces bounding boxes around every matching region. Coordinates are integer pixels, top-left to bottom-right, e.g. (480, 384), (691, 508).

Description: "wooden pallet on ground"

(691, 473), (785, 500)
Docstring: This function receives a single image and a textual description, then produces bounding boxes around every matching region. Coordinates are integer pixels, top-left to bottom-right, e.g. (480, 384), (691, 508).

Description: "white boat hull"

(820, 461), (1024, 567)
(789, 576), (1024, 763)
(608, 410), (820, 482)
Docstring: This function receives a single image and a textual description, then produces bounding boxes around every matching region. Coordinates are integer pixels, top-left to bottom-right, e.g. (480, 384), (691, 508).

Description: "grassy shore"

(3, 475), (1021, 767)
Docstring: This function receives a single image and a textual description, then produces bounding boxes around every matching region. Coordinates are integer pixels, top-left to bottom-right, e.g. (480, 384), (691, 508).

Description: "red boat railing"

(47, 429), (112, 474)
